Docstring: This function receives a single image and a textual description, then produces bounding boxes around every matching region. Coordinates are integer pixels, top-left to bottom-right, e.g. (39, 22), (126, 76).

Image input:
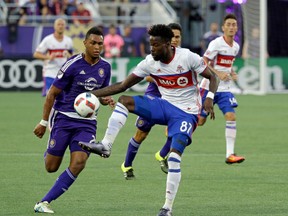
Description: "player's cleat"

(121, 162), (135, 180)
(225, 154), (245, 164)
(155, 151), (168, 174)
(34, 201), (54, 213)
(78, 141), (111, 158)
(157, 208), (173, 216)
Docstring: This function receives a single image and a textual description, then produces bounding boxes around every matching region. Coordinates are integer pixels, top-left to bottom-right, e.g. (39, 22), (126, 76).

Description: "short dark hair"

(223, 14), (237, 23)
(148, 24), (174, 43)
(85, 27), (104, 39)
(167, 23), (182, 33)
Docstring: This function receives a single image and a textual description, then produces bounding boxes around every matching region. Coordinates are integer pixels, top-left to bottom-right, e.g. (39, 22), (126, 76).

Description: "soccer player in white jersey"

(33, 18), (73, 96)
(79, 24), (219, 216)
(199, 14), (245, 164)
(120, 23), (183, 180)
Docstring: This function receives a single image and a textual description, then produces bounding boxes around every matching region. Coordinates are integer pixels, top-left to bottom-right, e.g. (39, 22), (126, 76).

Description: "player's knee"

(45, 164), (59, 173)
(225, 112), (236, 121)
(118, 95), (134, 111)
(198, 117), (206, 126)
(134, 129), (149, 143)
(69, 161), (86, 176)
(171, 133), (190, 154)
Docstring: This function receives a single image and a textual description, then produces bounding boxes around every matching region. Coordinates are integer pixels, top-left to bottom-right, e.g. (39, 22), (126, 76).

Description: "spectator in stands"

(103, 24), (124, 58)
(37, 0), (52, 24)
(139, 31), (150, 57)
(72, 0), (93, 26)
(121, 24), (136, 57)
(18, 0), (37, 25)
(201, 22), (223, 55)
(62, 0), (77, 18)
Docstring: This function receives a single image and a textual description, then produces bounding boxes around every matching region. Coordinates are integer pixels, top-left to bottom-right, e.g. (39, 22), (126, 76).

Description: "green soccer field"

(0, 92), (288, 216)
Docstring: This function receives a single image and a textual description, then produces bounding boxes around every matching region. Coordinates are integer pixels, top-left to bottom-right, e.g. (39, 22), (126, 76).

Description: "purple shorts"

(47, 112), (96, 157)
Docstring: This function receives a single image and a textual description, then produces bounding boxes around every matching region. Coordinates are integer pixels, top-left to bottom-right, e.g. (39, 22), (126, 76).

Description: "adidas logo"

(80, 70), (86, 74)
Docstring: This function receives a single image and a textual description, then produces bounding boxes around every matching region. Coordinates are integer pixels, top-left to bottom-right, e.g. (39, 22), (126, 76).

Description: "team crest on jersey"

(49, 139), (56, 148)
(57, 70), (64, 79)
(98, 68), (104, 77)
(200, 58), (206, 67)
(176, 65), (184, 73)
(137, 119), (144, 126)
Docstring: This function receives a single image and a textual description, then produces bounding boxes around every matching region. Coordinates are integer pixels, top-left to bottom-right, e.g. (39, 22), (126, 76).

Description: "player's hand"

(33, 124), (46, 138)
(203, 98), (215, 120)
(100, 96), (116, 109)
(230, 71), (238, 81)
(217, 71), (231, 81)
(48, 53), (56, 61)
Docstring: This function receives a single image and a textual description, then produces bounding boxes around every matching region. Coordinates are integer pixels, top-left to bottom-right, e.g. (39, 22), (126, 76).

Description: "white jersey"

(133, 47), (207, 115)
(200, 36), (239, 92)
(35, 34), (73, 78)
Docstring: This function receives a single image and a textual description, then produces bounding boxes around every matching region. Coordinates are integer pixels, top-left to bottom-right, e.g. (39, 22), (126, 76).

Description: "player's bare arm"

(33, 85), (62, 138)
(201, 66), (219, 120)
(203, 56), (231, 81)
(91, 74), (143, 97)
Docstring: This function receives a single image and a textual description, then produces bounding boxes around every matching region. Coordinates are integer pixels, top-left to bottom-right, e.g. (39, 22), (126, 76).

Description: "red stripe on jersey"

(151, 71), (194, 89)
(49, 49), (67, 58)
(216, 54), (235, 67)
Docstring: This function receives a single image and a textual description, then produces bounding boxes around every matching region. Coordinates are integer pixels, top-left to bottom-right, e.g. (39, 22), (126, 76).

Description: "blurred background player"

(200, 22), (223, 55)
(119, 23), (182, 180)
(33, 18), (73, 96)
(33, 27), (115, 213)
(199, 14), (245, 164)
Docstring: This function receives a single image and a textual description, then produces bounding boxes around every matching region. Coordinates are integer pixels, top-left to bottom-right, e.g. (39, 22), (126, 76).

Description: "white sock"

(163, 152), (181, 211)
(101, 102), (128, 150)
(225, 121), (236, 158)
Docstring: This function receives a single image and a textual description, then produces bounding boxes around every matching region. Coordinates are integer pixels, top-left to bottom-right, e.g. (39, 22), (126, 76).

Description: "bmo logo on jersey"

(154, 73), (192, 89)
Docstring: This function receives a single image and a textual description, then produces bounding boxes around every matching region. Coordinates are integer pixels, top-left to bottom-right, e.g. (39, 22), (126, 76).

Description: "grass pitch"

(0, 92), (287, 216)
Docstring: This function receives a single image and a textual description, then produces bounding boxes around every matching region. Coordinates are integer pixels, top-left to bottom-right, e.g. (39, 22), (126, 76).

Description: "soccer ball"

(74, 92), (100, 118)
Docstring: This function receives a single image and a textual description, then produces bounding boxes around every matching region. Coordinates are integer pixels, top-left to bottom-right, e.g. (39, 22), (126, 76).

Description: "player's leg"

(35, 117), (93, 213)
(34, 116), (69, 213)
(159, 115), (198, 215)
(155, 128), (172, 174)
(79, 95), (133, 156)
(218, 92), (245, 164)
(122, 117), (153, 179)
(42, 77), (54, 97)
(79, 95), (157, 156)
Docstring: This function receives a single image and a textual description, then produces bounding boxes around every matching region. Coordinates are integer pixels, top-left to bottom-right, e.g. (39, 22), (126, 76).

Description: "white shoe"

(34, 201), (54, 213)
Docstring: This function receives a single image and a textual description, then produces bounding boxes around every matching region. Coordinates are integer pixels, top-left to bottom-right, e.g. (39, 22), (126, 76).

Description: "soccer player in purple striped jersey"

(79, 24), (219, 216)
(120, 23), (183, 180)
(33, 27), (115, 214)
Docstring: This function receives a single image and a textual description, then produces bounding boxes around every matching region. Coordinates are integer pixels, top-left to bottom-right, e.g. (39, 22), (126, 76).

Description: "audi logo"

(0, 59), (44, 88)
